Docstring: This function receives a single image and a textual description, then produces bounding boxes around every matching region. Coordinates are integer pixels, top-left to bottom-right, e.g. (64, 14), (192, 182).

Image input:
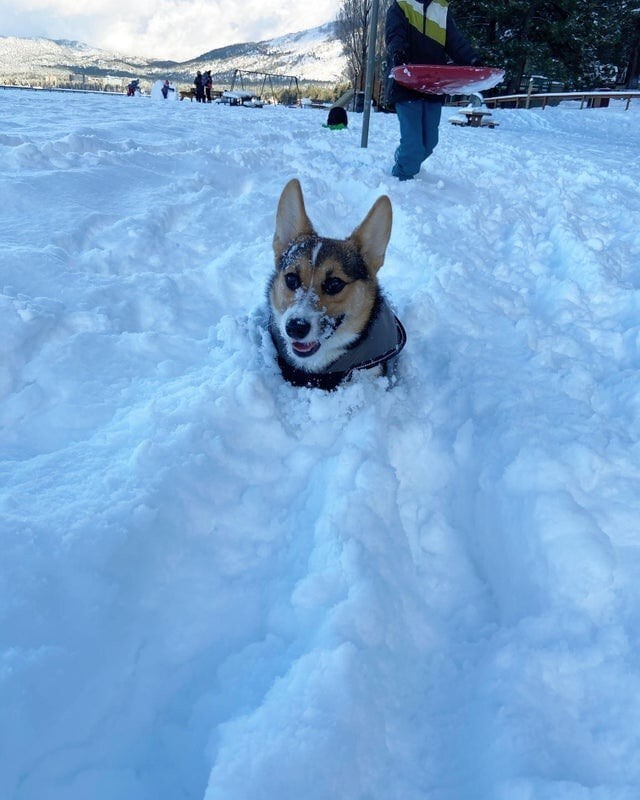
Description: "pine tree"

(451, 0), (640, 90)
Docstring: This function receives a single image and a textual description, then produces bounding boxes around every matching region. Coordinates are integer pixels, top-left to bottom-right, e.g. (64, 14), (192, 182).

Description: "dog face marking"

(270, 179), (392, 373)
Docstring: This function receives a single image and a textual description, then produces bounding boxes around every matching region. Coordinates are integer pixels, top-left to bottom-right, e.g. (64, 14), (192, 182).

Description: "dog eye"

(323, 277), (346, 295)
(285, 273), (301, 291)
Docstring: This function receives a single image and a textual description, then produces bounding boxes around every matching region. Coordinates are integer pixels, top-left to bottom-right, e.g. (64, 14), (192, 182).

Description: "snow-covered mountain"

(184, 24), (347, 83)
(0, 23), (346, 86)
(0, 36), (151, 77)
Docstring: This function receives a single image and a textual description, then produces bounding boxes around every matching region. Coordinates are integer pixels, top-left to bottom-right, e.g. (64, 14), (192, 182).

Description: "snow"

(1, 88), (640, 800)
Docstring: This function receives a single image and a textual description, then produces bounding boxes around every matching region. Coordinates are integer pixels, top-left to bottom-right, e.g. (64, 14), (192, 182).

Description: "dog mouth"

(291, 340), (321, 357)
(284, 314), (345, 361)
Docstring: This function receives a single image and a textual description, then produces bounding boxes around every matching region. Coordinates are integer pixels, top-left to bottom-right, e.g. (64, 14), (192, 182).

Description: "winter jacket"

(385, 0), (478, 105)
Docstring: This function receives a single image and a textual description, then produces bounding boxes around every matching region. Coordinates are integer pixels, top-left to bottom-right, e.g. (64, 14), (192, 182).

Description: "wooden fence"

(484, 90), (640, 111)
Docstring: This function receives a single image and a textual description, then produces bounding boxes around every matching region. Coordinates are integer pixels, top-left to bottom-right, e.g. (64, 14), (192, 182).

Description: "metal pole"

(361, 0), (381, 148)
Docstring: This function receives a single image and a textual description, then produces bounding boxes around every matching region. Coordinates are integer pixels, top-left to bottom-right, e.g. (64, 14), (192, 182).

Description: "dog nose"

(286, 318), (311, 340)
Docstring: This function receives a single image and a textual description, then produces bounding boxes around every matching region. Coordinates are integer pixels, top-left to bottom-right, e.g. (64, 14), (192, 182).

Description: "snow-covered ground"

(1, 88), (640, 800)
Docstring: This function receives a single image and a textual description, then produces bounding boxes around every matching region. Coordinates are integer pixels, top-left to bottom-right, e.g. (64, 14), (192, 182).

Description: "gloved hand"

(392, 50), (409, 67)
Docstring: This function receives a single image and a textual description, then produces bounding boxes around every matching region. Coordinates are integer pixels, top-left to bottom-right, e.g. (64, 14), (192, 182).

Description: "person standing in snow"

(194, 70), (205, 102)
(161, 80), (175, 99)
(204, 70), (213, 102)
(385, 0), (481, 181)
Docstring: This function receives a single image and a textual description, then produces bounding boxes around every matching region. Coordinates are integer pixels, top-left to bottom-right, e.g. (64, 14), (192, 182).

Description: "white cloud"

(0, 0), (341, 60)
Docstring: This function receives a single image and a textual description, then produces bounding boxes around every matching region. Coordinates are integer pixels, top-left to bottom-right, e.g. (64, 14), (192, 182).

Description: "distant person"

(161, 79), (175, 99)
(385, 0), (481, 180)
(204, 70), (213, 102)
(194, 71), (205, 102)
(127, 79), (140, 97)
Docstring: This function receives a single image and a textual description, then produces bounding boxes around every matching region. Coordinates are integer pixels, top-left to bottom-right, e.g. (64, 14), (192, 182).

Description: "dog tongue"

(293, 341), (319, 354)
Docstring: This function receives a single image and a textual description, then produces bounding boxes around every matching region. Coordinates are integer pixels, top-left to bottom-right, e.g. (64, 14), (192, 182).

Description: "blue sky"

(0, 0), (340, 61)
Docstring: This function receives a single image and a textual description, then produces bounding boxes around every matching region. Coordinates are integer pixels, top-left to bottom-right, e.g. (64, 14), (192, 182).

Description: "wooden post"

(525, 77), (534, 109)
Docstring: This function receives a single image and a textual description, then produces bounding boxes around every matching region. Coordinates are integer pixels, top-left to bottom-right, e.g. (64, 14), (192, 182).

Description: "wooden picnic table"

(449, 108), (499, 129)
(460, 109), (493, 127)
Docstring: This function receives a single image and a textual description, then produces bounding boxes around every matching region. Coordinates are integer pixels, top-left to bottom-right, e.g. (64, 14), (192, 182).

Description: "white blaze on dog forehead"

(311, 240), (323, 266)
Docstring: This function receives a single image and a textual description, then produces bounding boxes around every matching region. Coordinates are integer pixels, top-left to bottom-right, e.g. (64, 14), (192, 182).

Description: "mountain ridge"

(0, 23), (346, 86)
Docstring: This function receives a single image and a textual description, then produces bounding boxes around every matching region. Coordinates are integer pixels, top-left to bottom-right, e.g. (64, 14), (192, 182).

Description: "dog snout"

(285, 317), (311, 340)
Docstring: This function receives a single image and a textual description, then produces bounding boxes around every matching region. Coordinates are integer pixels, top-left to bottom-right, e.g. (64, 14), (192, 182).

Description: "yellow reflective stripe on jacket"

(397, 0), (448, 46)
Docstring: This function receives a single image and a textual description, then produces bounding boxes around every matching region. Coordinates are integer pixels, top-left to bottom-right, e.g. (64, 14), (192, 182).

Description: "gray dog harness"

(270, 296), (407, 390)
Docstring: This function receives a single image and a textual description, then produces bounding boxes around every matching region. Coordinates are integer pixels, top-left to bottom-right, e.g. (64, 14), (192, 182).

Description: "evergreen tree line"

(454, 0), (640, 91)
(337, 0), (640, 98)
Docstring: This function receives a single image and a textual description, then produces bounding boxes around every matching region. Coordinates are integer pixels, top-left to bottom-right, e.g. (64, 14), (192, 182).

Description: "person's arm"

(386, 2), (410, 66)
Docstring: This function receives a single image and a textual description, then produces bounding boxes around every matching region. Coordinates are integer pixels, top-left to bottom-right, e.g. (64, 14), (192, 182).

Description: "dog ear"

(273, 179), (315, 262)
(350, 195), (392, 275)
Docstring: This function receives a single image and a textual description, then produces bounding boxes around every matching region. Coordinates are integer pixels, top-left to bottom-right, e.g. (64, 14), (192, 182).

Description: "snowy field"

(1, 87), (640, 800)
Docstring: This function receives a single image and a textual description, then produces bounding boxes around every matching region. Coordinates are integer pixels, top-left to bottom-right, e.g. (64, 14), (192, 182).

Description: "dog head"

(269, 179), (393, 374)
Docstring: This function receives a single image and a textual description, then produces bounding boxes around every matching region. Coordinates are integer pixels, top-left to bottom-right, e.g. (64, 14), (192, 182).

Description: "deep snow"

(1, 87), (640, 800)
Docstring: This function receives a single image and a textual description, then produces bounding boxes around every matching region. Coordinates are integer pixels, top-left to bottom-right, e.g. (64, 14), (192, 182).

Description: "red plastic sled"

(390, 64), (504, 95)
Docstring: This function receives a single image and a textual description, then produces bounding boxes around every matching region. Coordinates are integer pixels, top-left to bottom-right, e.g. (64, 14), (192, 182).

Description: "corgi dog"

(268, 179), (406, 390)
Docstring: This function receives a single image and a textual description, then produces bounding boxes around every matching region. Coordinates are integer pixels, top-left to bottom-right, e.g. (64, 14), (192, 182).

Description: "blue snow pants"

(392, 99), (443, 180)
